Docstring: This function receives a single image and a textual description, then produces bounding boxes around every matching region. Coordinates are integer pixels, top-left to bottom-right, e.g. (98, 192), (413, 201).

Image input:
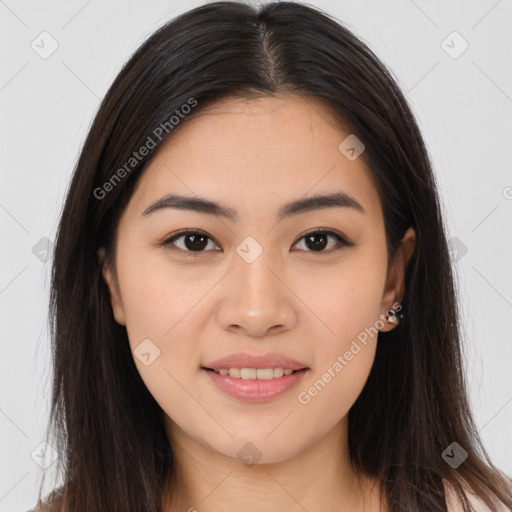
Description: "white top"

(444, 480), (511, 511)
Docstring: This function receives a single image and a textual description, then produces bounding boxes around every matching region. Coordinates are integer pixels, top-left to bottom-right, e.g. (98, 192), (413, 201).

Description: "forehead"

(124, 94), (382, 225)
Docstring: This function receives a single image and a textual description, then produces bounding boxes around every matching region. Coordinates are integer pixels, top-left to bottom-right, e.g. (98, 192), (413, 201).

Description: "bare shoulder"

(29, 488), (65, 512)
(28, 503), (53, 512)
(30, 502), (58, 512)
(444, 479), (511, 512)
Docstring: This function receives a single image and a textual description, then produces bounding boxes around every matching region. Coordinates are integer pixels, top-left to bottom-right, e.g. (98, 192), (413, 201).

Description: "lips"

(202, 352), (309, 371)
(200, 352), (310, 402)
(202, 366), (309, 403)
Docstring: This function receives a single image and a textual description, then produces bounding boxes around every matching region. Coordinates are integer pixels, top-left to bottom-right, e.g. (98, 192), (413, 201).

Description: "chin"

(206, 435), (306, 466)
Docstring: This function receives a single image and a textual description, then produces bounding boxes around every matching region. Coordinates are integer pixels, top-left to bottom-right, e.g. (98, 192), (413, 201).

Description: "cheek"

(114, 251), (211, 406)
(295, 249), (387, 349)
(114, 252), (205, 425)
(293, 251), (385, 413)
(296, 343), (376, 438)
(116, 246), (198, 340)
(296, 286), (381, 427)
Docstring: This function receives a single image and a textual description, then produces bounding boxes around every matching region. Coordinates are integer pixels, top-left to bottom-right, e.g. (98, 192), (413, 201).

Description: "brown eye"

(304, 232), (329, 251)
(180, 233), (209, 251)
(162, 230), (219, 254)
(293, 230), (350, 253)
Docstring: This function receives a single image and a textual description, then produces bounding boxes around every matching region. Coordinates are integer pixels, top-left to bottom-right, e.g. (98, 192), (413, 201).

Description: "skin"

(98, 94), (416, 512)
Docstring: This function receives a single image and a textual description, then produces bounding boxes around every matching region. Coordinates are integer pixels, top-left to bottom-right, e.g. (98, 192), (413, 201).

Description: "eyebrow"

(141, 191), (365, 221)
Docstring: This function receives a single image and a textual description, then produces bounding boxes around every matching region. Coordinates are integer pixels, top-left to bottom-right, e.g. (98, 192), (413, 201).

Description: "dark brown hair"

(37, 2), (512, 511)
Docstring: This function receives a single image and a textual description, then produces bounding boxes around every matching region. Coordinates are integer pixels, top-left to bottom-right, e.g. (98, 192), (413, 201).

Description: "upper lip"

(202, 352), (309, 371)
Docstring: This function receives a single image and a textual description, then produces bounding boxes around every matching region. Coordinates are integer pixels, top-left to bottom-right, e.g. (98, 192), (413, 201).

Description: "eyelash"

(160, 228), (353, 257)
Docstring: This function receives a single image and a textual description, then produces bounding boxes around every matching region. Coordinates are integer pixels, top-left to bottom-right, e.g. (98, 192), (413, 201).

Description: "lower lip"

(202, 368), (309, 403)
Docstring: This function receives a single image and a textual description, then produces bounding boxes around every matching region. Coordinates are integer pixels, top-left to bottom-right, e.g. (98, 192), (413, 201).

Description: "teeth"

(212, 367), (299, 379)
(229, 368), (241, 378)
(272, 368), (283, 378)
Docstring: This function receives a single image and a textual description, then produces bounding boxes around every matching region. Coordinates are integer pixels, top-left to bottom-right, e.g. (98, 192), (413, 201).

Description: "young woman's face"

(100, 94), (414, 464)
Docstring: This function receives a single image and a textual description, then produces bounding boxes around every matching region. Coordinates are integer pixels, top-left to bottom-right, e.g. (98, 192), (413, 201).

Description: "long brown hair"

(37, 2), (512, 511)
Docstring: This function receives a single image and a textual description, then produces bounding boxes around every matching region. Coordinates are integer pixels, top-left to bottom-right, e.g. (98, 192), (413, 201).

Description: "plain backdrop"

(1, 0), (511, 510)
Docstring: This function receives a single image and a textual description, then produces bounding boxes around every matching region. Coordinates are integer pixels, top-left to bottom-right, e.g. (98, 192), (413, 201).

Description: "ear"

(97, 247), (126, 326)
(379, 227), (416, 332)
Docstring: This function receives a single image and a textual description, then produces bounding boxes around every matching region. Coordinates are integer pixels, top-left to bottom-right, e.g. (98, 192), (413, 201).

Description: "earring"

(385, 306), (403, 325)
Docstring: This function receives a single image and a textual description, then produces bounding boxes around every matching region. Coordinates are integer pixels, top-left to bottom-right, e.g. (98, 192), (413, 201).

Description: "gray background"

(1, 0), (511, 510)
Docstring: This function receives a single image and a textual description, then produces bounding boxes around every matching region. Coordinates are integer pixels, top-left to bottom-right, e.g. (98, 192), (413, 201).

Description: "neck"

(161, 417), (383, 512)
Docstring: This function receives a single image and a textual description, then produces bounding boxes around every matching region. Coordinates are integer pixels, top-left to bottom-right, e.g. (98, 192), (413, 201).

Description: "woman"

(31, 2), (512, 511)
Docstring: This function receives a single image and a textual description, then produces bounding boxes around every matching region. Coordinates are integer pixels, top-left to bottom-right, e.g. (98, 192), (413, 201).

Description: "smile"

(208, 367), (296, 379)
(201, 367), (309, 402)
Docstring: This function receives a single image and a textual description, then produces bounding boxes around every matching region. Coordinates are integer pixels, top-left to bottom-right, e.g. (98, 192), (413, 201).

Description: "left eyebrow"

(141, 191), (366, 221)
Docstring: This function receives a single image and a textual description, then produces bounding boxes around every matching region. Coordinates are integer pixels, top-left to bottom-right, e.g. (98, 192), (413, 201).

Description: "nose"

(216, 250), (298, 338)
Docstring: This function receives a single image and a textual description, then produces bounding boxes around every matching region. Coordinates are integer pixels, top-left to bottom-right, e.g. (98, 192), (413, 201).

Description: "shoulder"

(444, 479), (510, 512)
(25, 505), (50, 512)
(26, 503), (56, 512)
(27, 488), (64, 512)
